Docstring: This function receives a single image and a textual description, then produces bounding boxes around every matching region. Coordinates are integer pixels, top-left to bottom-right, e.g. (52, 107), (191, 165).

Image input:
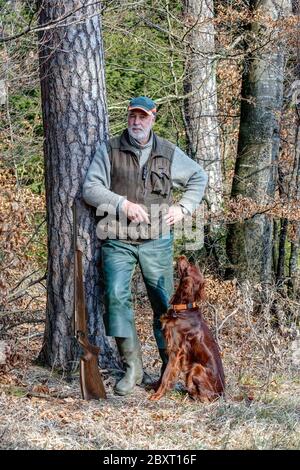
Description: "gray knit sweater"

(83, 131), (208, 215)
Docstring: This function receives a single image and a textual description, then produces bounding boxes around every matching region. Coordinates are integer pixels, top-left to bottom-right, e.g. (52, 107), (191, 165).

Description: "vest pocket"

(150, 170), (172, 197)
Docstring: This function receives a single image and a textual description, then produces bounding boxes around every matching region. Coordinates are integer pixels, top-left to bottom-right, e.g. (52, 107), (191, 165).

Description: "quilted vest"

(103, 130), (175, 243)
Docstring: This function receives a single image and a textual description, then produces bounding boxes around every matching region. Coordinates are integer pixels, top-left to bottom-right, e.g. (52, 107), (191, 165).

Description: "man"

(83, 96), (208, 396)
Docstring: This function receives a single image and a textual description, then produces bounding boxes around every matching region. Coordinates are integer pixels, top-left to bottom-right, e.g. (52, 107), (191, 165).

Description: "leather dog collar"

(170, 302), (198, 312)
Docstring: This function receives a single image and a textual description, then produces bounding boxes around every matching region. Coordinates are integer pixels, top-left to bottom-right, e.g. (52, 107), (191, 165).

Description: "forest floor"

(1, 294), (300, 451)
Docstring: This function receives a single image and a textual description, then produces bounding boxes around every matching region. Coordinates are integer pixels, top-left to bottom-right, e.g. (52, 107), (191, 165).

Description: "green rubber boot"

(114, 333), (143, 396)
(158, 348), (169, 377)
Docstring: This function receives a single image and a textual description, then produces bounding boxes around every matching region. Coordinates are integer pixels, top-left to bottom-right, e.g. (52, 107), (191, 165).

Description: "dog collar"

(170, 302), (198, 312)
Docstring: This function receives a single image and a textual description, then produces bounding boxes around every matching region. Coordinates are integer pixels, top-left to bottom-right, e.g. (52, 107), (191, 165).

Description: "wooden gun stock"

(73, 204), (106, 400)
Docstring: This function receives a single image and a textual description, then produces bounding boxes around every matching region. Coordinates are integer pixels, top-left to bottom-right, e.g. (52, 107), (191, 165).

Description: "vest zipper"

(143, 159), (151, 197)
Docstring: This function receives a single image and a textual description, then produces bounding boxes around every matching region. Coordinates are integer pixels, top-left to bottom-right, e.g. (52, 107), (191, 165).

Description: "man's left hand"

(164, 205), (185, 226)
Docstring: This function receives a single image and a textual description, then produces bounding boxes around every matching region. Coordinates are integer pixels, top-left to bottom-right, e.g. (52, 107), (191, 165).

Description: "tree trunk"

(276, 218), (288, 287)
(183, 0), (223, 217)
(37, 0), (117, 371)
(226, 0), (292, 282)
(275, 164), (288, 289)
(288, 110), (300, 298)
(288, 0), (300, 298)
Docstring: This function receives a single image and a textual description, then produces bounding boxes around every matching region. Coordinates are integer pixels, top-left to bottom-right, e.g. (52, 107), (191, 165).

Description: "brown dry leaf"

(32, 384), (50, 394)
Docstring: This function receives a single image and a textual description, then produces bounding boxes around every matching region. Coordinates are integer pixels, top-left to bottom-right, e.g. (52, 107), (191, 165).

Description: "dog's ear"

(177, 255), (189, 277)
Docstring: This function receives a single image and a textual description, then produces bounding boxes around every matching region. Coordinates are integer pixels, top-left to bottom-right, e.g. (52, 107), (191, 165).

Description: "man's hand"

(122, 200), (150, 224)
(164, 205), (185, 226)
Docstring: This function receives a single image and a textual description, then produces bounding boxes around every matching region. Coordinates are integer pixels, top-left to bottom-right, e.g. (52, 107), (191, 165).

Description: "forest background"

(0, 0), (299, 450)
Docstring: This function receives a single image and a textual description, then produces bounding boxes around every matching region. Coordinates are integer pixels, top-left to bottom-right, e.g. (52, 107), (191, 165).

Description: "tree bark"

(37, 0), (117, 371)
(183, 0), (223, 217)
(288, 0), (300, 297)
(276, 218), (288, 286)
(226, 0), (292, 282)
(288, 112), (300, 297)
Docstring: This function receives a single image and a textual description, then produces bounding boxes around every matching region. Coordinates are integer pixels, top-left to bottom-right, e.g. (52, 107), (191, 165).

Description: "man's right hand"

(122, 200), (150, 224)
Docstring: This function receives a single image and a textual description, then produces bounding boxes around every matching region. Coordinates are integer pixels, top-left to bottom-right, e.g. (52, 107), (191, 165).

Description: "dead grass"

(0, 277), (299, 450)
(0, 368), (299, 450)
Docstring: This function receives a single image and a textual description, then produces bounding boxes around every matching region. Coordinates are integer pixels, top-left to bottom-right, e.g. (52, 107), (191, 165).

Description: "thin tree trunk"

(275, 164), (288, 288)
(289, 223), (300, 297)
(183, 0), (223, 217)
(276, 218), (288, 287)
(288, 120), (300, 297)
(288, 0), (300, 297)
(226, 0), (292, 282)
(272, 220), (279, 273)
(37, 0), (116, 371)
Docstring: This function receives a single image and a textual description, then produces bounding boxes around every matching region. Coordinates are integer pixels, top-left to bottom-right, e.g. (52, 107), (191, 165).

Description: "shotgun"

(73, 203), (106, 400)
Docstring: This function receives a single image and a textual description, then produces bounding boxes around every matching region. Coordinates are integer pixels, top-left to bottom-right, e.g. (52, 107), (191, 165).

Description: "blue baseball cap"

(128, 96), (157, 115)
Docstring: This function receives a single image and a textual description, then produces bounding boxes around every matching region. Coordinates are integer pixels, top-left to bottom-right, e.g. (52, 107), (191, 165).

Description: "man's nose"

(133, 116), (141, 125)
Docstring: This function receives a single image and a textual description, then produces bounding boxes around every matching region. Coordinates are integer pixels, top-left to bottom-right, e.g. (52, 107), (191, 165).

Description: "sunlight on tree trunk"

(183, 0), (223, 218)
(37, 0), (115, 371)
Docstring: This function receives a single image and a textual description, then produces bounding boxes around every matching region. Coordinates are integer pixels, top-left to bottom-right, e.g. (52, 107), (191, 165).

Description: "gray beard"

(128, 127), (150, 144)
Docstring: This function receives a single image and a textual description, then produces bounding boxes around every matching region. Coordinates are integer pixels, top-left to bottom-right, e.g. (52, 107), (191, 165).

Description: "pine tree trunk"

(288, 0), (300, 297)
(183, 0), (223, 216)
(37, 0), (117, 371)
(226, 0), (292, 282)
(288, 110), (300, 298)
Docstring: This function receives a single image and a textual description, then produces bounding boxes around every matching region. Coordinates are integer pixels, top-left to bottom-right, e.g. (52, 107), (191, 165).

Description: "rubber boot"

(158, 348), (169, 377)
(142, 370), (153, 386)
(140, 348), (169, 390)
(114, 333), (143, 396)
(147, 348), (169, 391)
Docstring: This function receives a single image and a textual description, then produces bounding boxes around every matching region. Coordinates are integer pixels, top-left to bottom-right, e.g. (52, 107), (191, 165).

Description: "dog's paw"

(148, 393), (161, 401)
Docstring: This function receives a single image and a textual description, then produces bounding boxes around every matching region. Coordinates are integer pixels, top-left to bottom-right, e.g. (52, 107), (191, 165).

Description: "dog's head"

(176, 255), (206, 302)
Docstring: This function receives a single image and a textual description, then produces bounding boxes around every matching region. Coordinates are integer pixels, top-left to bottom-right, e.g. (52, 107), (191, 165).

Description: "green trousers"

(101, 234), (174, 349)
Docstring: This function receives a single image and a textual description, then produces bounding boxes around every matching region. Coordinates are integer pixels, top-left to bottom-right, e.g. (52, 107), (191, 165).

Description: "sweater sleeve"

(82, 142), (125, 214)
(171, 146), (208, 214)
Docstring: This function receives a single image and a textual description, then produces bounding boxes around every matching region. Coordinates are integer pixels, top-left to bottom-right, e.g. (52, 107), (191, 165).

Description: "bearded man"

(83, 96), (208, 395)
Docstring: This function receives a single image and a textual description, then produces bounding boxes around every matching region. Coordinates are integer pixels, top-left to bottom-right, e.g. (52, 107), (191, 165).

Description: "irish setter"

(150, 255), (225, 402)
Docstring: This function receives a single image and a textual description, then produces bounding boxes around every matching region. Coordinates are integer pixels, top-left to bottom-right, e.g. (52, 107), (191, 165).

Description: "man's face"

(127, 109), (155, 144)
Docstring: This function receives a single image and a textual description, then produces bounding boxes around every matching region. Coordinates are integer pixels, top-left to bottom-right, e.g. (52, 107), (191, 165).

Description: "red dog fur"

(150, 256), (225, 401)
